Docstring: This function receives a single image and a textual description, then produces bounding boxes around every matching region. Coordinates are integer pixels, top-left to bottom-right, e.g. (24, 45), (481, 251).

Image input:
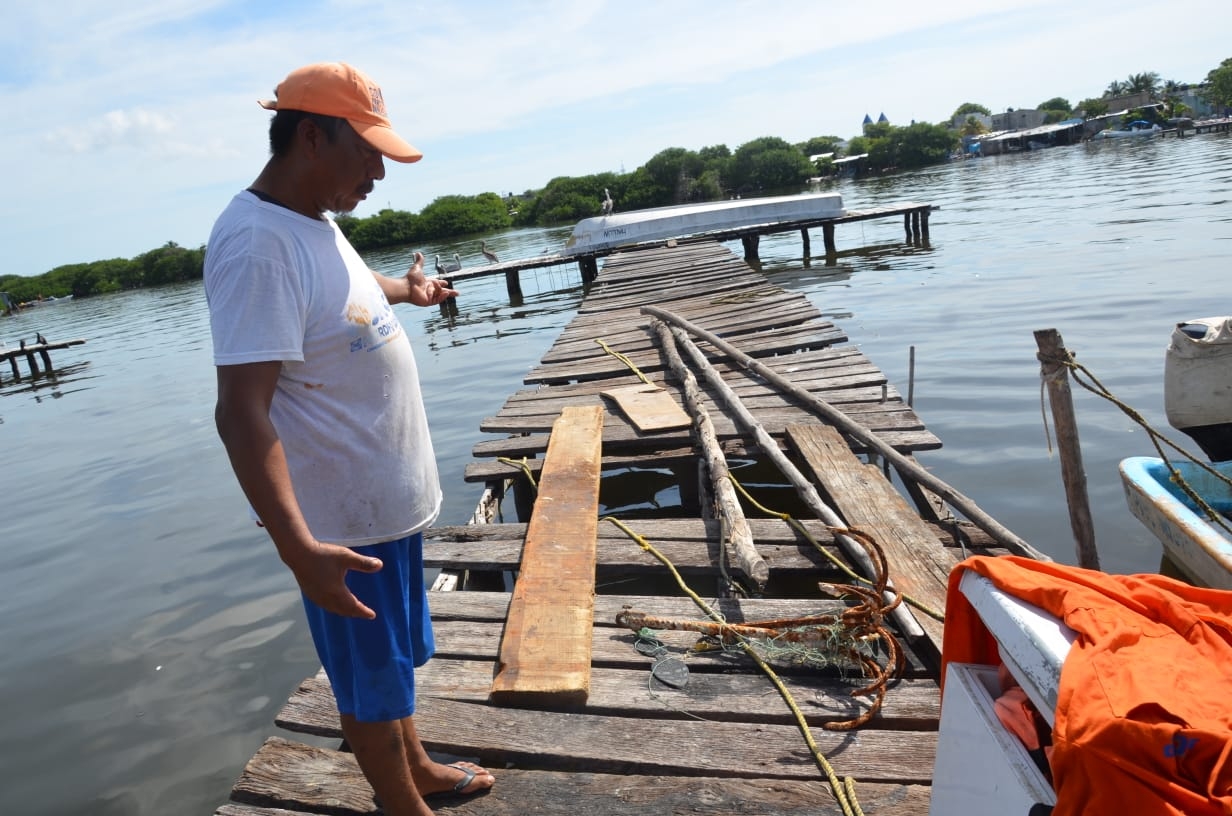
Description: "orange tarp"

(943, 556), (1232, 816)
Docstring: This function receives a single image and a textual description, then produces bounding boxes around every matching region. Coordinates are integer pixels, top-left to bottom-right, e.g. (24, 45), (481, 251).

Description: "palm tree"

(1105, 79), (1129, 98)
(1126, 71), (1161, 98)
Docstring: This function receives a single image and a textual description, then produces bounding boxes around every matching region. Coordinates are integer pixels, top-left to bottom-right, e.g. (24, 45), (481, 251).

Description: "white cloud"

(1, 0), (1228, 276)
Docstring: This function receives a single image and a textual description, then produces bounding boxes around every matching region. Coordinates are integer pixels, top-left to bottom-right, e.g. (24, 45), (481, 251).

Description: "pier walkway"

(216, 240), (1025, 816)
(443, 202), (934, 299)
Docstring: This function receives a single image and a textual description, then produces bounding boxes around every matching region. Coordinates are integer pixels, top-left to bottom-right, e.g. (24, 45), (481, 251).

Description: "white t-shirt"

(204, 191), (441, 545)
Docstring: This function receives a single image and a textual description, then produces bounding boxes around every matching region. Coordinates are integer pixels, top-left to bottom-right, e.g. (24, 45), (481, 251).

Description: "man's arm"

(214, 362), (382, 618)
(372, 251), (457, 306)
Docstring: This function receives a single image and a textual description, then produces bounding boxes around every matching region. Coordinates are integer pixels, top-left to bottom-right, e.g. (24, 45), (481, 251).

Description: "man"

(204, 62), (494, 815)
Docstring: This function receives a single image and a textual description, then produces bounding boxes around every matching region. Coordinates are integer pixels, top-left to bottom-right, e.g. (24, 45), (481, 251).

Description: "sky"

(2, 0), (1227, 278)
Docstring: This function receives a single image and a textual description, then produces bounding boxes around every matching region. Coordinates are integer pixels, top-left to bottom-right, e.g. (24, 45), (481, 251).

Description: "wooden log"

(1034, 328), (1100, 569)
(640, 305), (1048, 561)
(490, 405), (604, 706)
(822, 223), (837, 254)
(740, 234), (760, 261)
(800, 227), (811, 257)
(651, 321), (766, 591)
(656, 320), (923, 640)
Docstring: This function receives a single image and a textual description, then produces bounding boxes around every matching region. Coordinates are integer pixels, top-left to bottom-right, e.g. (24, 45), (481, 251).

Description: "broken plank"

(599, 383), (692, 432)
(490, 405), (605, 705)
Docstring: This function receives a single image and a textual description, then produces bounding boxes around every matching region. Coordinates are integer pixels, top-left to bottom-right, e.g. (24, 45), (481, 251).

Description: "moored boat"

(1092, 120), (1162, 139)
(1121, 456), (1232, 590)
(563, 192), (843, 254)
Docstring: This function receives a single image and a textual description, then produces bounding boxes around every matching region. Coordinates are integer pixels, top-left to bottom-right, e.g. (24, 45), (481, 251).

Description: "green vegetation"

(6, 57), (1228, 299)
(952, 102), (992, 118)
(1201, 58), (1232, 110)
(0, 242), (204, 303)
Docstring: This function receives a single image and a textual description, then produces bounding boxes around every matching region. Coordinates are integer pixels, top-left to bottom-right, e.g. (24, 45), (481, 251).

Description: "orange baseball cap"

(259, 62), (422, 163)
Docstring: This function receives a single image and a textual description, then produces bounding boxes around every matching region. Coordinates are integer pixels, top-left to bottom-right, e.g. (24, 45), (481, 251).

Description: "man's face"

(315, 122), (386, 216)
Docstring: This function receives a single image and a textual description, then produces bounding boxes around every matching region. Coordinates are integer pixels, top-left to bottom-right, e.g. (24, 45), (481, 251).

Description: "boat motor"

(1164, 316), (1232, 461)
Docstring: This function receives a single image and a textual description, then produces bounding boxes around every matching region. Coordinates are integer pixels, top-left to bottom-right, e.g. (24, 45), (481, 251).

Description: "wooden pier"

(0, 337), (86, 383)
(216, 239), (1032, 816)
(442, 202), (935, 301)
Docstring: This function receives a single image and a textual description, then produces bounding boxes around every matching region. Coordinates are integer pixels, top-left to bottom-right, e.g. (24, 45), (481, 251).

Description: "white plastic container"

(1164, 316), (1232, 431)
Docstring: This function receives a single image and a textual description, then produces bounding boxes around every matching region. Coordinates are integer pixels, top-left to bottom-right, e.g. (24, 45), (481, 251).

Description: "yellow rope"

(1046, 350), (1232, 537)
(496, 456), (538, 490)
(602, 515), (865, 816)
(594, 339), (653, 384)
(726, 474), (946, 622)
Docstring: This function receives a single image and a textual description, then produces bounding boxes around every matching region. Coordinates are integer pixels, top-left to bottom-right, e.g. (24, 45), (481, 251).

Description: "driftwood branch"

(642, 305), (1048, 562)
(651, 321), (767, 591)
(653, 319), (924, 640)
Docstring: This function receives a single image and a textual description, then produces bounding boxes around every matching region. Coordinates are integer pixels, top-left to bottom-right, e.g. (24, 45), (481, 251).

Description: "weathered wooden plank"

(412, 696), (938, 782)
(526, 324), (848, 384)
(277, 661), (941, 738)
(471, 414), (940, 459)
(599, 384), (692, 432)
(785, 424), (956, 655)
(482, 403), (922, 436)
(425, 522), (847, 576)
(427, 590), (896, 626)
(230, 737), (373, 814)
(490, 405), (604, 705)
(224, 738), (931, 816)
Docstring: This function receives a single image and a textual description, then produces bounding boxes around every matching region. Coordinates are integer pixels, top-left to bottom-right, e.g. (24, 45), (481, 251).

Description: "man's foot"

(419, 760), (494, 797)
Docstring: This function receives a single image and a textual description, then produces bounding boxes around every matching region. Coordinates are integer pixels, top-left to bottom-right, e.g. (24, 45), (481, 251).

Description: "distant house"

(991, 109), (1047, 131)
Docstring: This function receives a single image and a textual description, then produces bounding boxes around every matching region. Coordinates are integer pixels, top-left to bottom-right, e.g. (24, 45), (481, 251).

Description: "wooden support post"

(6, 356), (18, 381)
(38, 347), (52, 372)
(822, 223), (837, 255)
(504, 269), (523, 303)
(903, 213), (912, 240)
(1034, 328), (1100, 570)
(578, 256), (599, 284)
(490, 405), (604, 706)
(740, 235), (760, 261)
(511, 475), (536, 523)
(800, 228), (811, 258)
(22, 349), (40, 377)
(920, 208), (931, 240)
(439, 279), (458, 318)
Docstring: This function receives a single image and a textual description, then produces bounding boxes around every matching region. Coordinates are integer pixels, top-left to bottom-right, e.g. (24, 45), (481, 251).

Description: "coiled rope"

(602, 515), (867, 816)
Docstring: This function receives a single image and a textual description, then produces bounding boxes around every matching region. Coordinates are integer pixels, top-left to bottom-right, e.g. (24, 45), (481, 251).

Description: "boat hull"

(1120, 456), (1232, 589)
(563, 192), (844, 254)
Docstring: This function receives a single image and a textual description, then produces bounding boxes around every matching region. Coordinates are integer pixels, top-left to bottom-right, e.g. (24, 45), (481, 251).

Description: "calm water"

(1, 132), (1228, 814)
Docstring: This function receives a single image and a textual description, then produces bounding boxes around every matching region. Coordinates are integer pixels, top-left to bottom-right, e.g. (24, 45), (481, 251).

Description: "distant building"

(990, 109), (1047, 130)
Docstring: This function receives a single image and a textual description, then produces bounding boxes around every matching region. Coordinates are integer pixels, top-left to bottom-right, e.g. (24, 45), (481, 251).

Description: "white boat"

(1119, 315), (1232, 589)
(563, 192), (844, 255)
(1120, 456), (1232, 589)
(1093, 120), (1162, 139)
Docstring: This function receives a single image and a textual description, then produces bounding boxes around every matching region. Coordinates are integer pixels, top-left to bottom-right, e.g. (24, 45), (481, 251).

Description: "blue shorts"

(301, 534), (435, 722)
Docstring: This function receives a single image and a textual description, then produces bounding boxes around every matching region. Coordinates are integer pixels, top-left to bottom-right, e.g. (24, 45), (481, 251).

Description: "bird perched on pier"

(434, 253), (463, 275)
(481, 240), (499, 264)
(36, 332), (46, 345)
(600, 188), (614, 216)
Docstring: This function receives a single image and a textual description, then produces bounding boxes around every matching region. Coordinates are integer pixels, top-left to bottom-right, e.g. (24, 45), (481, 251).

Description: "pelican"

(481, 240), (499, 264)
(434, 254), (463, 275)
(600, 188), (614, 216)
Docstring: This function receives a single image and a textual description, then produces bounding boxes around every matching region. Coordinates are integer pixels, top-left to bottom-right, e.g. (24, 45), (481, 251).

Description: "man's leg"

(341, 714), (432, 816)
(398, 715), (494, 796)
